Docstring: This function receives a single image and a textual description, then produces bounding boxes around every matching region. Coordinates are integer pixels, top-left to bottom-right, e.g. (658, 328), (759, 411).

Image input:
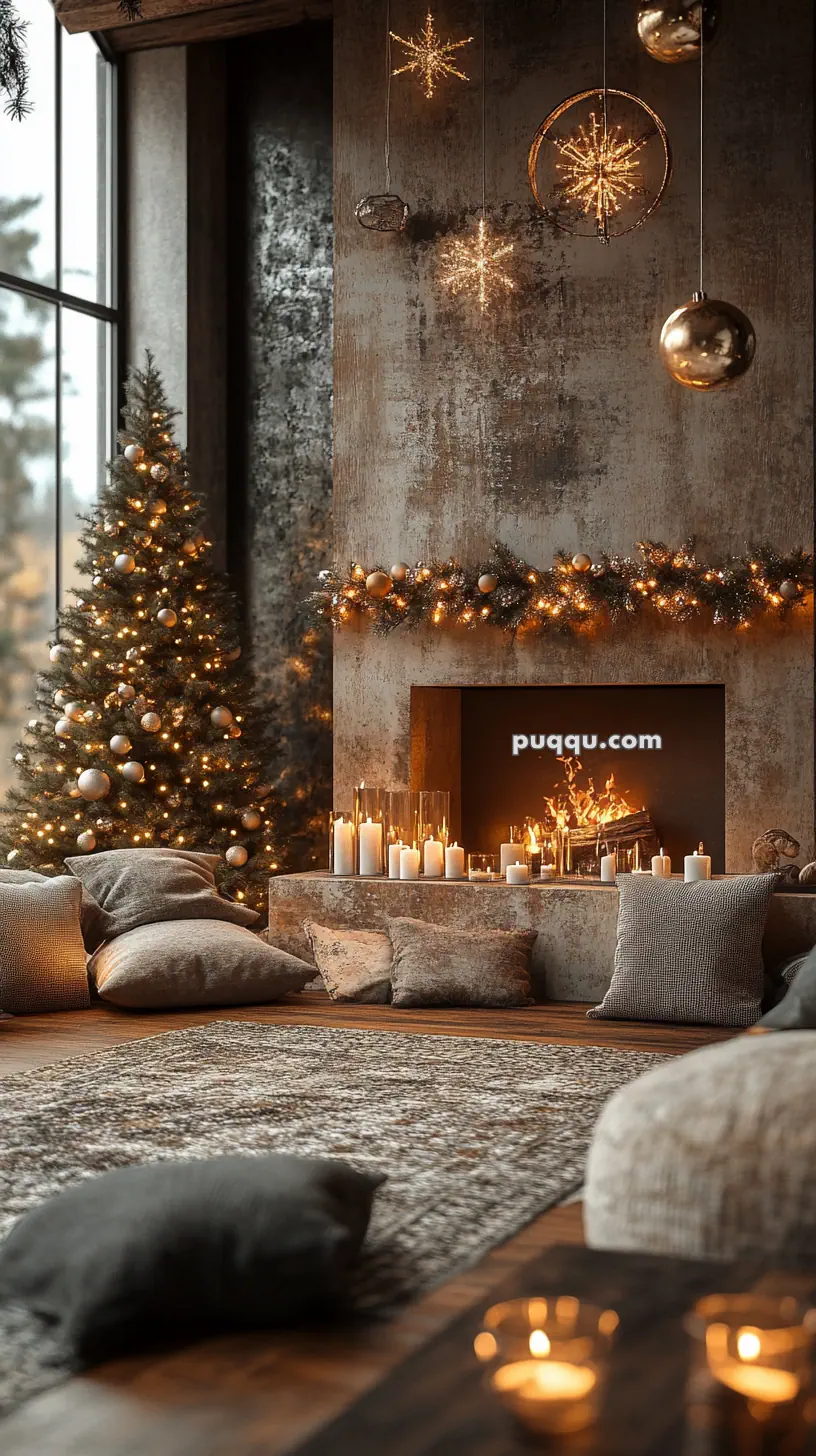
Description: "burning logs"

(569, 809), (659, 864)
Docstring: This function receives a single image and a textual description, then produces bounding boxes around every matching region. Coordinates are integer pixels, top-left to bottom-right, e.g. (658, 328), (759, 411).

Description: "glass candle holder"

(418, 789), (450, 879)
(469, 853), (498, 882)
(385, 790), (420, 879)
(500, 825), (525, 874)
(353, 785), (384, 877)
(329, 811), (355, 877)
(475, 1295), (619, 1437)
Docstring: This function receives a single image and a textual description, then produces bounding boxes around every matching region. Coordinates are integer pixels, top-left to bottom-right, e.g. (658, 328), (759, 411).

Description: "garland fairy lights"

(310, 541), (813, 638)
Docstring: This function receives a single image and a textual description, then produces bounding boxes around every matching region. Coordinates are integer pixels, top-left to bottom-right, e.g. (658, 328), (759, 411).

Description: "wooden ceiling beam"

(53, 0), (331, 41)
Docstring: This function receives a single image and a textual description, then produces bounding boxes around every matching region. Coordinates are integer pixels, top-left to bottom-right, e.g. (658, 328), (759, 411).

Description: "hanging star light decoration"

(439, 217), (515, 313)
(390, 9), (474, 99)
(555, 108), (648, 240)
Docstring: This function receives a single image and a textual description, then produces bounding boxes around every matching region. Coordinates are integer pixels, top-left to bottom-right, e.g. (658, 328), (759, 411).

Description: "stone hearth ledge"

(267, 874), (816, 1004)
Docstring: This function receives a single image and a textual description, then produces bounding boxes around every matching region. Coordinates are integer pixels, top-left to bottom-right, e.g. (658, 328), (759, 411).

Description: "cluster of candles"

(476, 1292), (816, 1440)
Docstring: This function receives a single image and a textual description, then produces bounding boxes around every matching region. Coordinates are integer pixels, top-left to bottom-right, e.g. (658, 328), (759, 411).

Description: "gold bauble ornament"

(636, 3), (716, 64)
(241, 809), (262, 831)
(157, 607), (178, 628)
(114, 553), (136, 574)
(117, 682), (136, 701)
(181, 538), (198, 556)
(390, 562), (410, 583)
(210, 705), (234, 728)
(779, 580), (800, 601)
(659, 293), (756, 390)
(109, 734), (132, 756)
(225, 845), (248, 868)
(77, 830), (97, 853)
(366, 570), (393, 599)
(122, 760), (145, 784)
(478, 573), (499, 594)
(224, 645), (242, 662)
(572, 553), (592, 572)
(150, 497), (168, 515)
(227, 723), (242, 739)
(77, 768), (111, 802)
(140, 712), (161, 733)
(150, 462), (168, 482)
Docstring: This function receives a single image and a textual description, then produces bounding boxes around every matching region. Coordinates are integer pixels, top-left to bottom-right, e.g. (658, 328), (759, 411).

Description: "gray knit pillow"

(758, 945), (816, 1030)
(65, 848), (258, 940)
(588, 874), (778, 1027)
(0, 877), (90, 1014)
(0, 867), (111, 954)
(387, 917), (535, 1009)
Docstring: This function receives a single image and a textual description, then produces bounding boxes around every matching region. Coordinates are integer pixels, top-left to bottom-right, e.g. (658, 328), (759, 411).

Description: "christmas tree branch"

(0, 1), (29, 121)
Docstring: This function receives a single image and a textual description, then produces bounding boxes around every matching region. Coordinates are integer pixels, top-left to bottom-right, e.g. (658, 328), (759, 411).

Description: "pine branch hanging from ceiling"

(0, 0), (29, 120)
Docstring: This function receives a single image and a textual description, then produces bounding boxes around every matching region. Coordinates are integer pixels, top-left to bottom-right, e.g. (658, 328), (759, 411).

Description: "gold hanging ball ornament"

(478, 573), (499, 594)
(529, 89), (671, 243)
(150, 463), (169, 483)
(77, 768), (111, 802)
(117, 682), (136, 702)
(76, 831), (96, 853)
(109, 735), (132, 756)
(241, 809), (262, 831)
(225, 845), (249, 868)
(659, 293), (756, 390)
(123, 444), (144, 465)
(122, 760), (145, 784)
(227, 723), (242, 739)
(355, 195), (410, 233)
(210, 705), (234, 729)
(157, 608), (178, 628)
(390, 562), (410, 583)
(140, 712), (162, 733)
(150, 498), (168, 516)
(637, 3), (717, 64)
(779, 580), (800, 602)
(365, 571), (393, 600)
(572, 553), (593, 572)
(114, 553), (136, 575)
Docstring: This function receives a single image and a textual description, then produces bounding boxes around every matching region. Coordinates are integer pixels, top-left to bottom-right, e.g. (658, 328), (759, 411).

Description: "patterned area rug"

(0, 1021), (668, 1418)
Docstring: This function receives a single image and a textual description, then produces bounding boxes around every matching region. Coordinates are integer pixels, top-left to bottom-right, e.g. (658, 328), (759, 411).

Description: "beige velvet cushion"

(303, 921), (392, 1004)
(65, 848), (259, 941)
(0, 866), (111, 954)
(387, 917), (536, 1009)
(0, 877), (90, 1014)
(89, 919), (313, 1009)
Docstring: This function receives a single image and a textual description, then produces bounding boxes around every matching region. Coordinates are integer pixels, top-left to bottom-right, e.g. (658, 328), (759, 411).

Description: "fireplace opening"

(411, 684), (726, 873)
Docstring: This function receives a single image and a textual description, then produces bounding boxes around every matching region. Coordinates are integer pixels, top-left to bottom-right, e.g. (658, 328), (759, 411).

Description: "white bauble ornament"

(124, 443), (145, 464)
(92, 574), (104, 587)
(6, 849), (19, 861)
(210, 705), (234, 728)
(157, 608), (178, 628)
(241, 809), (261, 831)
(572, 553), (593, 573)
(225, 845), (248, 868)
(77, 831), (97, 853)
(54, 689), (70, 707)
(49, 643), (71, 664)
(54, 718), (74, 740)
(779, 580), (800, 602)
(109, 734), (132, 756)
(390, 562), (410, 583)
(150, 462), (168, 482)
(117, 682), (136, 701)
(125, 647), (141, 662)
(150, 497), (167, 516)
(478, 574), (499, 594)
(114, 553), (136, 575)
(77, 768), (111, 802)
(122, 760), (145, 784)
(140, 712), (161, 733)
(14, 752), (25, 765)
(64, 701), (85, 722)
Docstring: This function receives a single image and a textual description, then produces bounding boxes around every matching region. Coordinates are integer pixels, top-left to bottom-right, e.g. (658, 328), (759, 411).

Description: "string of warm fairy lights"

(310, 541), (813, 637)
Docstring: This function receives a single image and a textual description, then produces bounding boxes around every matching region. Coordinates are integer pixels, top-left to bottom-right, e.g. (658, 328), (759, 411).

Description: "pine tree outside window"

(0, 1), (118, 794)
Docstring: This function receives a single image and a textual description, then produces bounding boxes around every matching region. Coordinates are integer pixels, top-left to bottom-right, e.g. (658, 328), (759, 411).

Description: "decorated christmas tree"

(0, 354), (279, 915)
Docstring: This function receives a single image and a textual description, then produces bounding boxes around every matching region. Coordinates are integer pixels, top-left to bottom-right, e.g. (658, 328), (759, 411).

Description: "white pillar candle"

(684, 843), (712, 882)
(600, 851), (617, 884)
(506, 862), (530, 886)
(332, 818), (354, 877)
(358, 816), (383, 877)
(423, 837), (444, 879)
(500, 841), (522, 873)
(388, 841), (404, 879)
(445, 843), (466, 880)
(400, 846), (421, 881)
(652, 848), (671, 878)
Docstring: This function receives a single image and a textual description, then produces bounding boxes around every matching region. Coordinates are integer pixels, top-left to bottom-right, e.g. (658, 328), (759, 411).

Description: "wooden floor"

(0, 996), (734, 1456)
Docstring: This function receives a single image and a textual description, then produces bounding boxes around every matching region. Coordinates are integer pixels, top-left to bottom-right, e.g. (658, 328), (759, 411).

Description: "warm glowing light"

(555, 109), (646, 241)
(440, 217), (515, 313)
(390, 9), (473, 98)
(737, 1330), (762, 1362)
(529, 1329), (551, 1357)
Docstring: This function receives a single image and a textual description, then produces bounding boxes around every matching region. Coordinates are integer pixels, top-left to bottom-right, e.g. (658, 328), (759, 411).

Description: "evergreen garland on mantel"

(1, 0), (141, 120)
(310, 541), (813, 639)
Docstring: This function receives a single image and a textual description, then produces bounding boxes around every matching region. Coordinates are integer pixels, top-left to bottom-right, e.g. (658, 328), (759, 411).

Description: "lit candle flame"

(529, 1329), (551, 1357)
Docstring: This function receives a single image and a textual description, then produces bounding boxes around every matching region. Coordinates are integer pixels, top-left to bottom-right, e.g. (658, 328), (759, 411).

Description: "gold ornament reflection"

(637, 3), (717, 64)
(659, 293), (756, 390)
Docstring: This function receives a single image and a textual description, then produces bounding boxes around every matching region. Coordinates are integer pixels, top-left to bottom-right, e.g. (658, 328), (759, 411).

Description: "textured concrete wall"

(333, 0), (814, 870)
(228, 25), (334, 868)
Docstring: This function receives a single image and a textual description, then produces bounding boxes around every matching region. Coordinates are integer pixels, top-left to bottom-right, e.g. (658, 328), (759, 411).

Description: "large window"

(0, 3), (118, 786)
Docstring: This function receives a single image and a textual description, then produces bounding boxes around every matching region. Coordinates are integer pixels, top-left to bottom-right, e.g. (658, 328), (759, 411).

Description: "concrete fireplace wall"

(333, 0), (814, 871)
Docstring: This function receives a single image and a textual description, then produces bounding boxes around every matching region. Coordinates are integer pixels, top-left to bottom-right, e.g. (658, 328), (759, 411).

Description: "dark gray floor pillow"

(0, 1155), (384, 1363)
(758, 944), (816, 1029)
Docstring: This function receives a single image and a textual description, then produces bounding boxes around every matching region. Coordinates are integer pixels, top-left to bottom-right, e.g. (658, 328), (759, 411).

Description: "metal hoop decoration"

(528, 88), (672, 240)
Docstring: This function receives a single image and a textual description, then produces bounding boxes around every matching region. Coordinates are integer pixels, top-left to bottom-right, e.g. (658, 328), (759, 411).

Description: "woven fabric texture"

(0, 878), (89, 1015)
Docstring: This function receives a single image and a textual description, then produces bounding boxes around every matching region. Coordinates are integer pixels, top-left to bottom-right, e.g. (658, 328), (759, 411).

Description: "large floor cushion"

(584, 1032), (816, 1264)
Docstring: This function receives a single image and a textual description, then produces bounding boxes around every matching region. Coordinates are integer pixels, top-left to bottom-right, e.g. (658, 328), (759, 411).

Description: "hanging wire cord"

(697, 11), (705, 296)
(385, 0), (392, 191)
(481, 0), (487, 216)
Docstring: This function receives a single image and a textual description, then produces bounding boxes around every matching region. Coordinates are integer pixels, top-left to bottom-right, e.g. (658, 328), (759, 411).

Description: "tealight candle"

(685, 842), (712, 882)
(652, 848), (671, 878)
(388, 840), (404, 879)
(540, 865), (555, 882)
(489, 1359), (597, 1435)
(400, 846), (421, 881)
(445, 842), (466, 879)
(600, 851), (616, 883)
(686, 1294), (815, 1423)
(506, 861), (530, 886)
(423, 836), (444, 879)
(357, 816), (383, 877)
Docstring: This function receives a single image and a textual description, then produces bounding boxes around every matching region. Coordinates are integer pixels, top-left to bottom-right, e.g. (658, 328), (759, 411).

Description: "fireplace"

(411, 684), (726, 873)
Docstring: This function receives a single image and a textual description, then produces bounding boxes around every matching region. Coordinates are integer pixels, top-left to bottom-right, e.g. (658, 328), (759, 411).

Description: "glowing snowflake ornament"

(439, 218), (515, 314)
(390, 9), (474, 99)
(555, 110), (647, 240)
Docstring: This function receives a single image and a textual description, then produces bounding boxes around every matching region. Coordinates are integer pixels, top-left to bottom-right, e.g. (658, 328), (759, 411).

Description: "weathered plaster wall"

(333, 0), (814, 869)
